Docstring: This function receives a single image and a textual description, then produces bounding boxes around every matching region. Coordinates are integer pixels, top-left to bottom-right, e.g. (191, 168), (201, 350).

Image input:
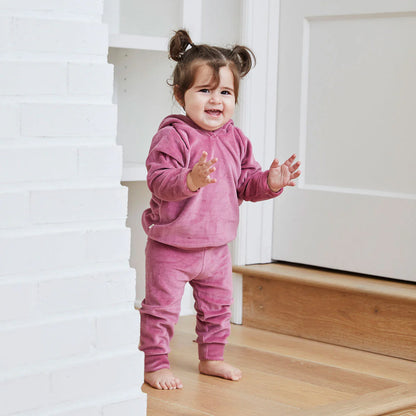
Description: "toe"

(160, 380), (169, 390)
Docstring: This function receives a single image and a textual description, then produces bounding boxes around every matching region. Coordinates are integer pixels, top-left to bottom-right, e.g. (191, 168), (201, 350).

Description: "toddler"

(139, 29), (301, 390)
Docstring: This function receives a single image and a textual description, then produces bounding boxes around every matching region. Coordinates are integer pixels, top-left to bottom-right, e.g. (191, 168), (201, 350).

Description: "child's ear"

(174, 86), (185, 108)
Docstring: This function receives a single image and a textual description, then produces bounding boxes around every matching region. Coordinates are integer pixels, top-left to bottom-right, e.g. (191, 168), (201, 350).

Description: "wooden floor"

(143, 316), (416, 416)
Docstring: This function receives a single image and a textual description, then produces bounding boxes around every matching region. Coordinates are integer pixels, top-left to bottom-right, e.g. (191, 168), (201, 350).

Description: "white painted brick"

(0, 0), (102, 16)
(0, 228), (130, 275)
(50, 352), (142, 403)
(102, 394), (147, 416)
(86, 228), (131, 263)
(30, 187), (128, 224)
(21, 103), (117, 137)
(0, 318), (93, 372)
(0, 281), (36, 321)
(11, 18), (107, 55)
(0, 231), (87, 275)
(0, 62), (66, 95)
(96, 310), (139, 350)
(68, 63), (113, 96)
(0, 147), (77, 183)
(0, 17), (11, 52)
(0, 104), (19, 138)
(38, 268), (135, 315)
(50, 406), (101, 416)
(78, 145), (122, 179)
(0, 191), (29, 228)
(0, 373), (49, 415)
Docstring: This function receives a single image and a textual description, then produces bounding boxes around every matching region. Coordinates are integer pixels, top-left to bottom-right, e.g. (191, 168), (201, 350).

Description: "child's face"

(180, 64), (236, 131)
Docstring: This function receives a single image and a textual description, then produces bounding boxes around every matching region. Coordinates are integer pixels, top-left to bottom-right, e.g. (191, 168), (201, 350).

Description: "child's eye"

(199, 88), (209, 93)
(221, 90), (232, 95)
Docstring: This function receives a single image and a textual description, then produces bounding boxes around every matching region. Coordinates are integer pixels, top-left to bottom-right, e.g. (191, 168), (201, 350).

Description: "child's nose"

(209, 93), (221, 103)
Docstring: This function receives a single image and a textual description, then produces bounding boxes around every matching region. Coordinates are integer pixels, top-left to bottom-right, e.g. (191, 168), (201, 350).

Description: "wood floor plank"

(164, 333), (298, 415)
(225, 343), (398, 395)
(145, 376), (296, 416)
(233, 263), (416, 301)
(146, 396), (213, 416)
(145, 316), (416, 416)
(173, 322), (400, 396)
(227, 321), (416, 384)
(284, 383), (416, 416)
(384, 408), (416, 416)
(170, 337), (354, 409)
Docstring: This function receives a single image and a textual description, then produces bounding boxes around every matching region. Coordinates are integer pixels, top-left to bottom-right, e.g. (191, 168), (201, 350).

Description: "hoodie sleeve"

(236, 129), (283, 202)
(146, 127), (197, 202)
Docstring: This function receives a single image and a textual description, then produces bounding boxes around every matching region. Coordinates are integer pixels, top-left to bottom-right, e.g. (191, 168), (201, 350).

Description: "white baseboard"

(231, 273), (243, 324)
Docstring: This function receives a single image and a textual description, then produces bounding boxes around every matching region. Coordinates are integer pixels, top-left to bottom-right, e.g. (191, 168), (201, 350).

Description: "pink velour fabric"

(139, 239), (233, 372)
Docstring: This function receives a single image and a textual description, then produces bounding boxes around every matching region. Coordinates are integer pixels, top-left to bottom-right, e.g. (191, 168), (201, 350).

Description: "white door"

(272, 0), (416, 282)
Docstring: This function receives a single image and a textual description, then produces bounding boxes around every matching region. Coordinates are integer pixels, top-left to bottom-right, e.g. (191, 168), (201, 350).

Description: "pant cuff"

(198, 343), (225, 361)
(145, 354), (170, 372)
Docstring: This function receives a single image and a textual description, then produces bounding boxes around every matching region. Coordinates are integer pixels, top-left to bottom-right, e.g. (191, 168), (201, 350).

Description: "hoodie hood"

(158, 114), (234, 136)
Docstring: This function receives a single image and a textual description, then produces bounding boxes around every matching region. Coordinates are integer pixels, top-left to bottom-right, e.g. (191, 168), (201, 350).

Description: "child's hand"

(187, 151), (218, 191)
(267, 154), (301, 193)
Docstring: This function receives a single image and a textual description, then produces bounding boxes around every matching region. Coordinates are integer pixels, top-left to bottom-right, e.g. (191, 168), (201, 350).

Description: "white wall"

(0, 1), (146, 415)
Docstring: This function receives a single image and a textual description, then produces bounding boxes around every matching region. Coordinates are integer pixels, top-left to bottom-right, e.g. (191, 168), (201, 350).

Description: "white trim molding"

(234, 0), (280, 265)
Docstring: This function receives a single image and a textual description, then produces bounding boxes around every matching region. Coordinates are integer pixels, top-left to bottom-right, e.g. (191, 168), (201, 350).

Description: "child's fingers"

(270, 158), (279, 169)
(198, 152), (217, 167)
(198, 151), (208, 163)
(283, 154), (297, 166)
(291, 169), (301, 179)
(290, 161), (301, 173)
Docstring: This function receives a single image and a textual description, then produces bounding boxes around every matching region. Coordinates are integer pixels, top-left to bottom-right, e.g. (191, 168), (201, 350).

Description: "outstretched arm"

(187, 151), (218, 191)
(267, 154), (301, 193)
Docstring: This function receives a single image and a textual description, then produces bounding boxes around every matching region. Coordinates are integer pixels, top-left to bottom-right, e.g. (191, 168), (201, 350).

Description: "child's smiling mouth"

(205, 109), (222, 117)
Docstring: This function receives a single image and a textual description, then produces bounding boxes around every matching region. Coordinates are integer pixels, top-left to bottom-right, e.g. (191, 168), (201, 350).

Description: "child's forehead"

(193, 63), (216, 80)
(192, 63), (234, 86)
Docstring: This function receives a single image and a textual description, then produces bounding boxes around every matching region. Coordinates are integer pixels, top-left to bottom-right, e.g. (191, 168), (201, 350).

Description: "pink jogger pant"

(139, 239), (233, 373)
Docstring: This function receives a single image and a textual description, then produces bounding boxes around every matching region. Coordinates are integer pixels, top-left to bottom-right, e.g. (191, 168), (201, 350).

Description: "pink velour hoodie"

(142, 115), (282, 249)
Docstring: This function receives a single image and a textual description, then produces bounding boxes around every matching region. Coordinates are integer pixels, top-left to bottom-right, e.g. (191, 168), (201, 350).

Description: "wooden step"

(233, 263), (416, 361)
(145, 316), (416, 416)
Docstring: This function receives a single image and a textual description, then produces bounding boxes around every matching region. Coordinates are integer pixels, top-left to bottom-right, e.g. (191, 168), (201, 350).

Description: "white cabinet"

(103, 0), (199, 181)
(104, 0), (242, 181)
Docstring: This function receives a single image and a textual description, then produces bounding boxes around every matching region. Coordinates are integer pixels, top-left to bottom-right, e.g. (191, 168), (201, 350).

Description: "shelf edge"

(109, 34), (168, 51)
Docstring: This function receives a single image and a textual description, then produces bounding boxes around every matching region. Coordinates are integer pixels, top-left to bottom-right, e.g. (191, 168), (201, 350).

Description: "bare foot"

(144, 368), (183, 390)
(199, 360), (242, 381)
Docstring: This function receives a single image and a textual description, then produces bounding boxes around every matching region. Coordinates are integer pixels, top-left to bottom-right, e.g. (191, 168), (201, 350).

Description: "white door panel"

(274, 191), (415, 281)
(272, 0), (416, 281)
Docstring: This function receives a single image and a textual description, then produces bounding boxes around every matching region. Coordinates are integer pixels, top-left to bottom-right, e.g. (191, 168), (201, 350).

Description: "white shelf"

(109, 34), (169, 51)
(121, 162), (147, 182)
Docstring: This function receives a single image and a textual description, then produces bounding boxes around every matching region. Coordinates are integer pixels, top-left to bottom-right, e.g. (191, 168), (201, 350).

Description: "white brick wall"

(0, 1), (146, 415)
(4, 18), (108, 55)
(0, 0), (103, 17)
(21, 104), (117, 137)
(0, 104), (19, 137)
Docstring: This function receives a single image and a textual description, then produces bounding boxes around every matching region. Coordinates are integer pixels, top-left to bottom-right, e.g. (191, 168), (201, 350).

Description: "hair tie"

(178, 42), (194, 60)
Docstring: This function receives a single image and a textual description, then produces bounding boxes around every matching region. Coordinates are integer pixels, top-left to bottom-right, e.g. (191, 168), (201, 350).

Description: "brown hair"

(168, 29), (255, 104)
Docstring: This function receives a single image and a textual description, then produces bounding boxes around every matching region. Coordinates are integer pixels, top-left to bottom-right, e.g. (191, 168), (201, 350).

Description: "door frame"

(233, 0), (280, 266)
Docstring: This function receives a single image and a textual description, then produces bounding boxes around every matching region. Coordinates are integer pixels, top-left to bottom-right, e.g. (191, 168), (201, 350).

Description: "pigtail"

(231, 45), (256, 77)
(169, 29), (194, 62)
